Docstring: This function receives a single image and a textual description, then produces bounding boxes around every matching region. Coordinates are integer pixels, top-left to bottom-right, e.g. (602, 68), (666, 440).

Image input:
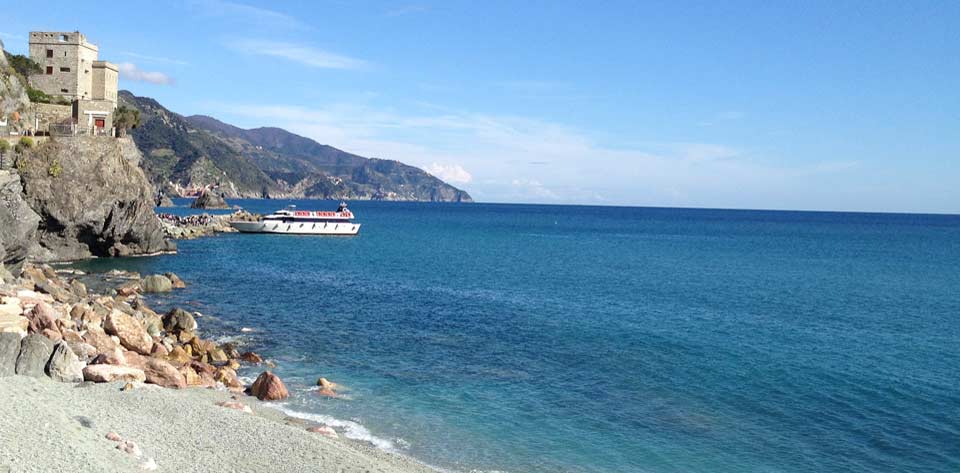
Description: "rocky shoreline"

(157, 210), (259, 240)
(0, 263), (431, 472)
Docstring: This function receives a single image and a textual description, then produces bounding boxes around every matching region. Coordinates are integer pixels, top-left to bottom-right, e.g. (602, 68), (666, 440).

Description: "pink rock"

(103, 310), (153, 355)
(83, 326), (119, 353)
(125, 352), (186, 389)
(90, 347), (126, 366)
(82, 364), (146, 383)
(249, 371), (289, 401)
(117, 440), (142, 457)
(26, 302), (59, 334)
(307, 426), (339, 438)
(106, 432), (122, 442)
(216, 400), (253, 414)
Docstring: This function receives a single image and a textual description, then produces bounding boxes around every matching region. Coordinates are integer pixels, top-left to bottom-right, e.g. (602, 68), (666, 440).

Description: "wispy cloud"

(120, 52), (189, 66)
(228, 39), (367, 70)
(117, 63), (175, 85)
(0, 32), (24, 41)
(204, 100), (871, 207)
(426, 163), (473, 183)
(187, 0), (307, 30)
(386, 4), (430, 17)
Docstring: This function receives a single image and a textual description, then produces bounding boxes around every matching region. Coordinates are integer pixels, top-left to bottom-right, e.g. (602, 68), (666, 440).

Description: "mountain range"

(117, 91), (472, 202)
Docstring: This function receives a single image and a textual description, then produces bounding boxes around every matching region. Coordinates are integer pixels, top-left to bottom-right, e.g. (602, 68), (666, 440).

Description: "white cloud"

(229, 40), (367, 70)
(117, 63), (175, 85)
(426, 163), (473, 183)
(188, 0), (307, 30)
(205, 100), (885, 209)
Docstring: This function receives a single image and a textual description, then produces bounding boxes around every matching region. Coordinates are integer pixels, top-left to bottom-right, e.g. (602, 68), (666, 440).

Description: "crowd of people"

(157, 213), (215, 227)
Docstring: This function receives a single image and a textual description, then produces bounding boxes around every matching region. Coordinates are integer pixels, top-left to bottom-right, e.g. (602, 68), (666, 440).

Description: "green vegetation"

(3, 52), (41, 78)
(47, 159), (63, 178)
(113, 106), (141, 135)
(15, 136), (34, 153)
(25, 86), (70, 105)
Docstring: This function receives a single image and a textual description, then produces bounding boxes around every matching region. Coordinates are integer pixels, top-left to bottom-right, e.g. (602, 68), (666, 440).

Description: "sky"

(2, 0), (958, 212)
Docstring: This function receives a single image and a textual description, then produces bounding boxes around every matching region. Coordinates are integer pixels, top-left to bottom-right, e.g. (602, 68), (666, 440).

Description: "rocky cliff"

(17, 137), (175, 261)
(0, 171), (40, 278)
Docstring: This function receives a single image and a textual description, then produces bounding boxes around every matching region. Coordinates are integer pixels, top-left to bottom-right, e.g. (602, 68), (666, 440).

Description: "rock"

(0, 332), (21, 376)
(66, 341), (97, 362)
(307, 426), (339, 438)
(26, 302), (59, 334)
(15, 333), (54, 377)
(90, 347), (126, 366)
(190, 189), (230, 209)
(140, 275), (173, 293)
(82, 325), (119, 353)
(220, 342), (240, 359)
(226, 359), (240, 371)
(162, 308), (196, 333)
(0, 313), (28, 335)
(164, 273), (186, 289)
(216, 400), (252, 414)
(316, 377), (338, 389)
(179, 366), (202, 386)
(190, 337), (216, 357)
(41, 327), (63, 342)
(69, 279), (87, 297)
(17, 137), (175, 261)
(167, 345), (191, 364)
(150, 342), (169, 358)
(117, 284), (140, 297)
(82, 364), (146, 383)
(46, 342), (84, 382)
(104, 310), (153, 355)
(122, 382), (135, 391)
(249, 371), (289, 401)
(240, 351), (263, 364)
(124, 352), (185, 388)
(117, 440), (142, 457)
(35, 279), (75, 303)
(105, 432), (122, 442)
(56, 318), (77, 332)
(208, 347), (228, 363)
(214, 366), (242, 389)
(0, 171), (41, 276)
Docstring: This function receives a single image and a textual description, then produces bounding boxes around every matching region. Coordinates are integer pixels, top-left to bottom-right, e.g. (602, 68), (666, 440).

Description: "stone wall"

(30, 103), (73, 130)
(91, 62), (118, 103)
(28, 32), (99, 101)
(76, 100), (114, 131)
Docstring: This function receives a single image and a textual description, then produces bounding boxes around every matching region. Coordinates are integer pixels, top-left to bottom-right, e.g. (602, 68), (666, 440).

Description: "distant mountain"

(118, 91), (473, 202)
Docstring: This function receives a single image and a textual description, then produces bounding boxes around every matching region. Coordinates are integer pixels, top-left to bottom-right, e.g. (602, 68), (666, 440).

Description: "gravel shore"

(0, 376), (435, 472)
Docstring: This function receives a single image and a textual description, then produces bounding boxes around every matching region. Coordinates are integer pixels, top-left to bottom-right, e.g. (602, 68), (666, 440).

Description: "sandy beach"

(0, 375), (435, 472)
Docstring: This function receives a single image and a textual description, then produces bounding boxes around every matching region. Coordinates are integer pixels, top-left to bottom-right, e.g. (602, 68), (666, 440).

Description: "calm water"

(76, 200), (960, 473)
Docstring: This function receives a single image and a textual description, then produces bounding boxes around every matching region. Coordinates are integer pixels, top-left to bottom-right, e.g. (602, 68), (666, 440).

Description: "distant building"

(28, 31), (118, 132)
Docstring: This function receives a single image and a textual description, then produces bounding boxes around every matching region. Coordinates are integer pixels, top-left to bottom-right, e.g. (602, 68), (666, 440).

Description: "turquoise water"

(78, 200), (960, 472)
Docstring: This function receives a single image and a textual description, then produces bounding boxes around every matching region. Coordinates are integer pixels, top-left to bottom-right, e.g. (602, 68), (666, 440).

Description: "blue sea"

(75, 200), (960, 473)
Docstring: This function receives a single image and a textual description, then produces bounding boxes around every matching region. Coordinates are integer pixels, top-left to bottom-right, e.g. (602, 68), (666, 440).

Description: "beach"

(0, 375), (434, 472)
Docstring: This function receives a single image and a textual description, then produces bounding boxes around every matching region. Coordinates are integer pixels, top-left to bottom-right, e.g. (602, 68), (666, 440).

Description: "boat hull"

(229, 221), (361, 235)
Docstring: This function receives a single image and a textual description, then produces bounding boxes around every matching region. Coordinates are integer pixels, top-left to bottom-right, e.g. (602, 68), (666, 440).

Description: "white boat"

(229, 203), (361, 235)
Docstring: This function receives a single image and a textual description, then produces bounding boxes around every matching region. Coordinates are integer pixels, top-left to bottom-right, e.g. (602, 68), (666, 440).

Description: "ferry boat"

(229, 202), (361, 235)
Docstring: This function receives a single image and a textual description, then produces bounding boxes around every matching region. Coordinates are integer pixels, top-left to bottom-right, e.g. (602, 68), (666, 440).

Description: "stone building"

(28, 31), (118, 132)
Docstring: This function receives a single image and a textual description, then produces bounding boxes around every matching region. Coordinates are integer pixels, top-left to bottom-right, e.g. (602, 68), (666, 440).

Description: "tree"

(3, 52), (42, 79)
(113, 106), (141, 136)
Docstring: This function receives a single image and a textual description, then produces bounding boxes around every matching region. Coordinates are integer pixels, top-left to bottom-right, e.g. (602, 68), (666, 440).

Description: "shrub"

(14, 136), (34, 154)
(0, 140), (9, 154)
(4, 53), (42, 78)
(114, 106), (141, 132)
(27, 87), (53, 104)
(47, 159), (62, 178)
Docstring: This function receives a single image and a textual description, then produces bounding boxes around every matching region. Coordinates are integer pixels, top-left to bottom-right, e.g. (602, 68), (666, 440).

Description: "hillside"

(118, 91), (472, 202)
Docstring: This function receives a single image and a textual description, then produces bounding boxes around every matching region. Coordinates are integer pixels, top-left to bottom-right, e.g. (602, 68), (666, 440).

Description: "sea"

(73, 199), (960, 473)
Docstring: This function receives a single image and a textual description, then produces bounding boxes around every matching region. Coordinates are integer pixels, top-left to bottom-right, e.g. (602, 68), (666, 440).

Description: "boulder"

(82, 325), (119, 353)
(249, 371), (289, 401)
(208, 348), (228, 363)
(162, 308), (196, 333)
(125, 352), (185, 388)
(15, 333), (54, 377)
(17, 137), (175, 261)
(46, 342), (84, 382)
(90, 347), (126, 366)
(65, 341), (97, 362)
(164, 273), (186, 289)
(41, 327), (62, 342)
(214, 366), (242, 389)
(140, 275), (173, 293)
(103, 310), (153, 355)
(0, 313), (28, 335)
(82, 364), (146, 383)
(69, 279), (87, 297)
(25, 302), (59, 334)
(0, 171), (41, 275)
(190, 189), (229, 209)
(240, 351), (263, 364)
(167, 345), (191, 364)
(0, 332), (21, 376)
(179, 366), (202, 386)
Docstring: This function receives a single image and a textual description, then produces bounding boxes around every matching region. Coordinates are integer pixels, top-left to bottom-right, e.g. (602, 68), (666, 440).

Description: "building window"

(59, 34), (69, 42)
(46, 66), (53, 75)
(61, 89), (68, 93)
(46, 49), (53, 58)
(60, 67), (71, 72)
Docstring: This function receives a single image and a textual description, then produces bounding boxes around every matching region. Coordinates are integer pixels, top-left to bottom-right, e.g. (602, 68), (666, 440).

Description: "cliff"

(17, 137), (175, 261)
(0, 171), (40, 278)
(118, 91), (473, 202)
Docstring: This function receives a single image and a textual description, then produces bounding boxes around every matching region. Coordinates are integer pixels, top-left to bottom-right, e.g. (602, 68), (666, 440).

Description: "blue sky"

(3, 0), (958, 212)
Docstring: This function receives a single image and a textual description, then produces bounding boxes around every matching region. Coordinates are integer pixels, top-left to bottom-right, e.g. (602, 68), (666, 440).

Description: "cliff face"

(0, 171), (40, 278)
(18, 137), (175, 261)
